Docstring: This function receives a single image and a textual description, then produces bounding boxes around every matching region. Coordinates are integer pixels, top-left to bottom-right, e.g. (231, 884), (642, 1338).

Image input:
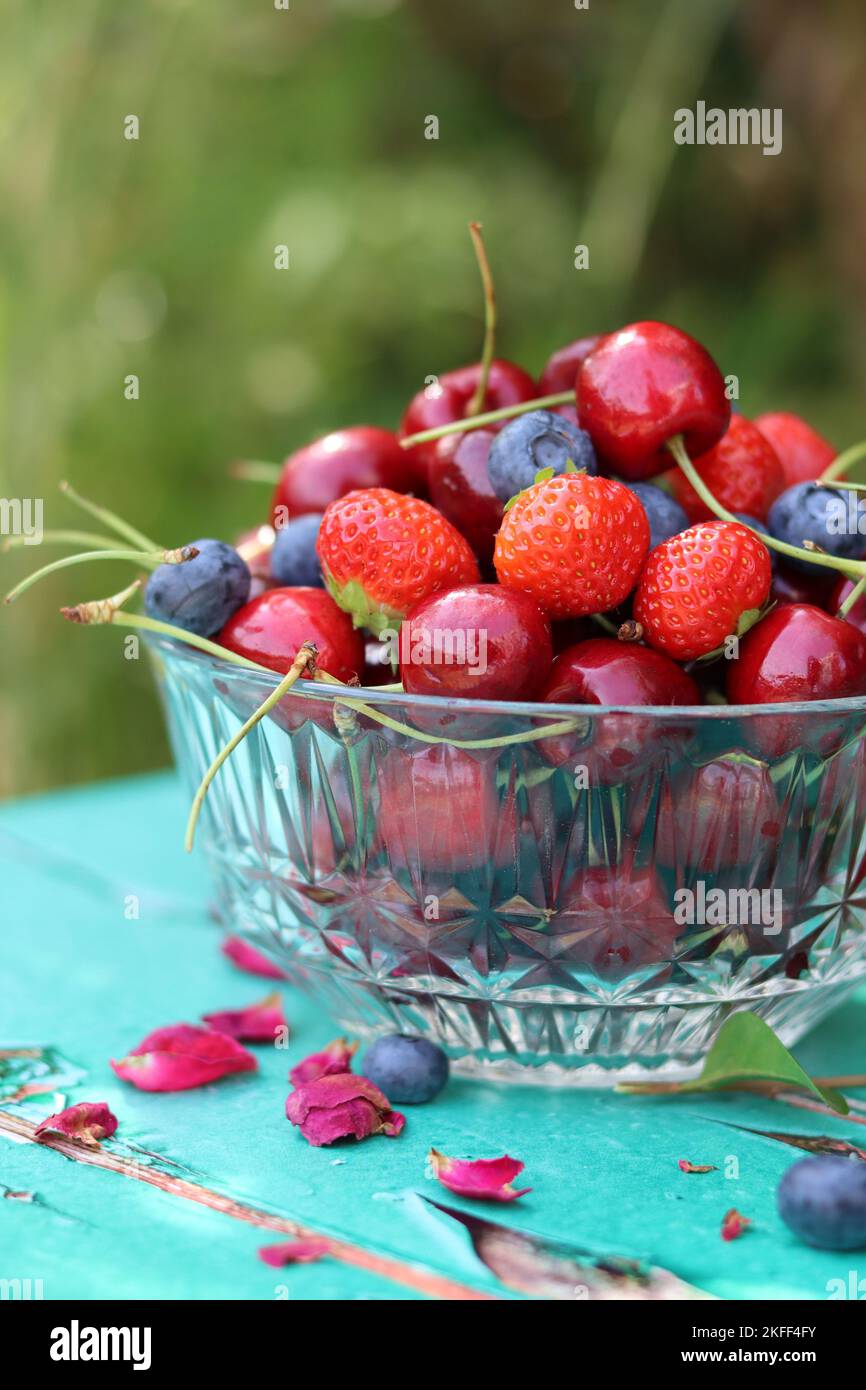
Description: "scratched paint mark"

(0, 1047), (86, 1104)
(0, 1110), (497, 1302)
(421, 1197), (713, 1301)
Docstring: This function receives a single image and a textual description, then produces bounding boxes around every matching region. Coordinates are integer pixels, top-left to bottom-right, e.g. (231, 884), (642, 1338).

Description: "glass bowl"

(147, 633), (866, 1085)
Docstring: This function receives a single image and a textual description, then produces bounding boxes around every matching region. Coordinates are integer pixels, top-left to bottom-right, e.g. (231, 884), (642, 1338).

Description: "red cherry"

(399, 584), (552, 702)
(538, 638), (699, 782)
(554, 860), (678, 982)
(771, 563), (835, 609)
(727, 604), (866, 706)
(552, 617), (595, 652)
(537, 335), (603, 395)
(830, 575), (866, 637)
(670, 414), (785, 523)
(754, 411), (835, 486)
(400, 359), (536, 485)
(270, 427), (415, 525)
(377, 744), (511, 877)
(652, 760), (781, 872)
(219, 587), (364, 683)
(427, 429), (503, 566)
(726, 604), (866, 759)
(576, 321), (730, 480)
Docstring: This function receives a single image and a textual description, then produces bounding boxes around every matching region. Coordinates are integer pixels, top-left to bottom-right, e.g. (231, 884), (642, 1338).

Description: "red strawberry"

(316, 488), (480, 635)
(670, 414), (785, 523)
(493, 474), (650, 619)
(633, 521), (772, 661)
(754, 411), (835, 486)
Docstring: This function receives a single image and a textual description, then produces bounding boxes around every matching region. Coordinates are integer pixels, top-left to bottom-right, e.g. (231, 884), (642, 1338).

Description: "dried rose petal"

(35, 1102), (118, 1149)
(111, 1024), (257, 1092)
(202, 992), (286, 1043)
(221, 935), (288, 980)
(286, 1073), (405, 1147)
(428, 1148), (531, 1202)
(258, 1238), (330, 1267)
(721, 1208), (752, 1241)
(289, 1038), (358, 1086)
(678, 1159), (718, 1174)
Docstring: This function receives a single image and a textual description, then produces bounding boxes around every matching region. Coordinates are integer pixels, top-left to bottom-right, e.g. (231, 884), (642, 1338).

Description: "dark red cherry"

(576, 322), (730, 480)
(554, 859), (678, 982)
(377, 744), (512, 876)
(830, 575), (866, 637)
(754, 412), (835, 487)
(541, 637), (699, 707)
(219, 587), (364, 683)
(727, 604), (866, 706)
(552, 617), (596, 653)
(538, 335), (603, 395)
(652, 760), (781, 872)
(399, 584), (552, 702)
(538, 637), (699, 782)
(270, 427), (415, 525)
(771, 562), (835, 609)
(400, 359), (536, 486)
(427, 429), (503, 566)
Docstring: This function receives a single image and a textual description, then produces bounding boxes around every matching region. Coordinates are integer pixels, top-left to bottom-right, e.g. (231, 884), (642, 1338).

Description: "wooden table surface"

(2, 771), (865, 1301)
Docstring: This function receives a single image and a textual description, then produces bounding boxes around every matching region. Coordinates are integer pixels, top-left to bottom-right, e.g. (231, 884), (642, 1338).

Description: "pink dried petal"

(202, 992), (286, 1043)
(428, 1148), (531, 1202)
(721, 1208), (752, 1242)
(258, 1238), (330, 1268)
(289, 1037), (358, 1086)
(678, 1159), (718, 1174)
(286, 1073), (405, 1147)
(110, 1024), (257, 1092)
(35, 1102), (118, 1149)
(221, 935), (288, 980)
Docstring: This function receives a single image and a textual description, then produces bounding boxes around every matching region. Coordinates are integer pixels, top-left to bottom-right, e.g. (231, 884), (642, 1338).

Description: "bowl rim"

(143, 631), (866, 723)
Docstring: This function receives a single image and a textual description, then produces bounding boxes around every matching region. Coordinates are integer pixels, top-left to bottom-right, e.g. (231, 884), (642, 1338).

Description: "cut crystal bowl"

(149, 634), (866, 1085)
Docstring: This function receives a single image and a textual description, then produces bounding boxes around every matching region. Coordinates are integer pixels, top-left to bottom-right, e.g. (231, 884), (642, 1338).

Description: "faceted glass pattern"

(150, 636), (866, 1084)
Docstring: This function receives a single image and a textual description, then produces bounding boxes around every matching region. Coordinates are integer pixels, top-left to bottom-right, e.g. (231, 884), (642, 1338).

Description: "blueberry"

(270, 514), (324, 588)
(767, 482), (864, 575)
(144, 538), (250, 637)
(362, 1034), (449, 1104)
(778, 1155), (866, 1250)
(486, 410), (597, 503)
(732, 512), (776, 571)
(624, 483), (689, 551)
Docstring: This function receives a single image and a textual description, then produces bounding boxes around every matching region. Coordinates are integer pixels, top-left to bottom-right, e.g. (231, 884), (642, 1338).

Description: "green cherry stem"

(60, 481), (160, 552)
(400, 390), (574, 449)
(838, 574), (866, 619)
(1, 530), (121, 554)
(666, 435), (866, 581)
(4, 546), (198, 606)
(465, 222), (497, 418)
(819, 439), (866, 484)
(87, 610), (268, 671)
(229, 460), (282, 484)
(60, 579), (143, 625)
(185, 643), (318, 851)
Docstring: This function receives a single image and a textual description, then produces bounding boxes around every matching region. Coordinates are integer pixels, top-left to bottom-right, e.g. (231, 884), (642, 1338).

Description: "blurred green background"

(3, 0), (865, 798)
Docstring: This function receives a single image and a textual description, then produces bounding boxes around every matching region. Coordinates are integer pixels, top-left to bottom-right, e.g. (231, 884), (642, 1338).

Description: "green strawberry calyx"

(323, 568), (404, 638)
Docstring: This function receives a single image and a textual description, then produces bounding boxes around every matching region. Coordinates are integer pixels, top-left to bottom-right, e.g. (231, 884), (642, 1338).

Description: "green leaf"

(621, 1013), (848, 1113)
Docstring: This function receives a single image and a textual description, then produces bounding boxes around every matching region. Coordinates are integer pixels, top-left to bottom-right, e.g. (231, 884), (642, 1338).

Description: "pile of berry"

(137, 318), (866, 716)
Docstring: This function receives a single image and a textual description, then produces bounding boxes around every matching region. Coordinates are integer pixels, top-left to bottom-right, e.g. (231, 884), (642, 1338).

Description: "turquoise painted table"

(2, 771), (865, 1301)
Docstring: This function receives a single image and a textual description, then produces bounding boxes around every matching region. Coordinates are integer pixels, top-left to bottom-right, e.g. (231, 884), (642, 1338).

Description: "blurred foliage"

(2, 0), (865, 797)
